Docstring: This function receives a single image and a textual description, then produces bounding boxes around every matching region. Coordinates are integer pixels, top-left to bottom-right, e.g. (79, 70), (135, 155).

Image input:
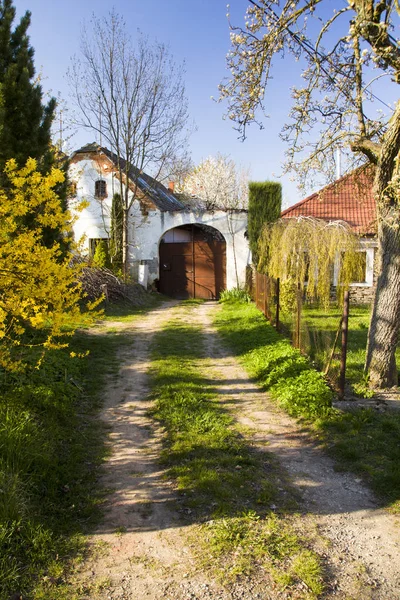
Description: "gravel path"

(74, 301), (400, 600)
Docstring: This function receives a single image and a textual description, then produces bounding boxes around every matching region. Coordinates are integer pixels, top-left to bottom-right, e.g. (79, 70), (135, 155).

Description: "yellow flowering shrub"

(0, 158), (96, 370)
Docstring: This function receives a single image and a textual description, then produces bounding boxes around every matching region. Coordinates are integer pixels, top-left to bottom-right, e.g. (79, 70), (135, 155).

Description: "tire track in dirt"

(74, 302), (231, 600)
(198, 301), (400, 599)
(74, 301), (400, 600)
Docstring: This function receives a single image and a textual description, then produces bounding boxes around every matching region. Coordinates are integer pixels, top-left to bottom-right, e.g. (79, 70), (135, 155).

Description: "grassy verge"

(0, 300), (152, 599)
(149, 315), (324, 597)
(295, 304), (371, 393)
(283, 303), (400, 395)
(215, 300), (400, 512)
(314, 409), (400, 511)
(102, 292), (164, 321)
(214, 301), (332, 418)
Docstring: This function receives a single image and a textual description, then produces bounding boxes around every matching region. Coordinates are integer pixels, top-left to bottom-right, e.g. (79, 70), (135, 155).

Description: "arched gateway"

(159, 224), (226, 299)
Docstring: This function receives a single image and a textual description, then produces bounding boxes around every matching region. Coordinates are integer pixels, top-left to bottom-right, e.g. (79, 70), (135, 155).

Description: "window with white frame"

(333, 246), (375, 287)
(351, 247), (374, 287)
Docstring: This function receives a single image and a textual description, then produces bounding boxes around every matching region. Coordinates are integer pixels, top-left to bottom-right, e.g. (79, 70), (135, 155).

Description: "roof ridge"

(71, 143), (186, 212)
(281, 165), (376, 235)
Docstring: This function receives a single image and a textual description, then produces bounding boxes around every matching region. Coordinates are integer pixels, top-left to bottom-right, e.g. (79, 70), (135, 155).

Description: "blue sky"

(13, 0), (398, 207)
(14, 0), (305, 206)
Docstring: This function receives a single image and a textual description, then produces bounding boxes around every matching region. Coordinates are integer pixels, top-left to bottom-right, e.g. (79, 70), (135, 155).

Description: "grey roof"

(72, 143), (186, 212)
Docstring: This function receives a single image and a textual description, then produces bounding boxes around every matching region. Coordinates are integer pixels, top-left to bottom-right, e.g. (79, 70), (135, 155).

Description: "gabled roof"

(71, 143), (186, 212)
(281, 166), (376, 235)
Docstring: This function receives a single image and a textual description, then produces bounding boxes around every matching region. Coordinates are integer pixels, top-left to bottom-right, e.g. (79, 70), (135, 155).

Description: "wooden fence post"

(339, 290), (350, 399)
(255, 272), (259, 312)
(295, 282), (301, 349)
(324, 316), (343, 376)
(263, 274), (268, 318)
(276, 277), (280, 332)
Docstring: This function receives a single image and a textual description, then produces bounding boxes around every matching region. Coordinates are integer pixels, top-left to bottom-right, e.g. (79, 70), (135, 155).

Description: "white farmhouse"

(69, 143), (250, 299)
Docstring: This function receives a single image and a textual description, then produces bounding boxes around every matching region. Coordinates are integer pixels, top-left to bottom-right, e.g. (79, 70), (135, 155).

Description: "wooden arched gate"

(159, 224), (226, 299)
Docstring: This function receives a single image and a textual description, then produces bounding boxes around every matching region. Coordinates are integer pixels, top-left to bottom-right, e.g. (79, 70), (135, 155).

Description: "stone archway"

(158, 224), (226, 299)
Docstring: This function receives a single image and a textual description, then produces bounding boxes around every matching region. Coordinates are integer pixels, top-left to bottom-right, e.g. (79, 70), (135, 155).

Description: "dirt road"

(74, 301), (400, 600)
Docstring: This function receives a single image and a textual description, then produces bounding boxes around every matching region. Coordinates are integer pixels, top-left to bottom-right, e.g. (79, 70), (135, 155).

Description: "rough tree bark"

(365, 103), (400, 386)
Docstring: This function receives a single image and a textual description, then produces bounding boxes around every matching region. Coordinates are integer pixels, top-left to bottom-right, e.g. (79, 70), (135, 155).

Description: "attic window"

(95, 179), (107, 199)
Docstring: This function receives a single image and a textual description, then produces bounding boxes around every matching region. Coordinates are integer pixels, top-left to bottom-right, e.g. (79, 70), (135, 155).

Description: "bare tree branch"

(69, 10), (190, 276)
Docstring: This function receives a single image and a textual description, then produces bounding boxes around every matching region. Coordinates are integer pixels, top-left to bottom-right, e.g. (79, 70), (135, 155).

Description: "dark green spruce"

(0, 0), (68, 248)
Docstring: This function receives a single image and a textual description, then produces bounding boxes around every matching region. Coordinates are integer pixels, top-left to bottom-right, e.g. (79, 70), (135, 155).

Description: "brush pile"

(79, 263), (150, 305)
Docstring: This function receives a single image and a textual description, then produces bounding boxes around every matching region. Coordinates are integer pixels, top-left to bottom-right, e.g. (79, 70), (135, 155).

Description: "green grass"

(0, 298), (156, 599)
(294, 304), (372, 392)
(215, 300), (400, 512)
(314, 409), (400, 512)
(149, 314), (324, 596)
(214, 301), (332, 418)
(219, 287), (252, 303)
(283, 303), (400, 394)
(179, 298), (206, 305)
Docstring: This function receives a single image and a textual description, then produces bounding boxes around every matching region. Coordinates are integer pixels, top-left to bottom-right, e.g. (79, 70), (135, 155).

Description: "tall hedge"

(110, 192), (123, 274)
(248, 181), (282, 266)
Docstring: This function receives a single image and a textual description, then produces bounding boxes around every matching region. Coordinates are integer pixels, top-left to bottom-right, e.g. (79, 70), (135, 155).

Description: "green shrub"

(219, 287), (251, 303)
(93, 239), (111, 269)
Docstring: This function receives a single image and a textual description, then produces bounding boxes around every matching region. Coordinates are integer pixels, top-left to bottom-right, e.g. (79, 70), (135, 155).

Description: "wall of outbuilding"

(69, 157), (250, 290)
(128, 203), (250, 289)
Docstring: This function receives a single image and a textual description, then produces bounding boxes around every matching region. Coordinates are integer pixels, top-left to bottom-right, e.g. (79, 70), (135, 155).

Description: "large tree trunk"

(365, 105), (400, 387)
(365, 213), (400, 387)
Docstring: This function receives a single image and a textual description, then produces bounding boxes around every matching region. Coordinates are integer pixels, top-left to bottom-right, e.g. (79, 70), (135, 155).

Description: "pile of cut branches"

(79, 262), (149, 305)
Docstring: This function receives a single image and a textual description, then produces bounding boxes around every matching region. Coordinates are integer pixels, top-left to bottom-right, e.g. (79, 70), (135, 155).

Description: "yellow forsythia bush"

(0, 158), (95, 370)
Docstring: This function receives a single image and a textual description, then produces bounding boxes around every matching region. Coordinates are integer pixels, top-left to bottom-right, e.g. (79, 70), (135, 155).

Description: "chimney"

(168, 181), (175, 193)
(336, 148), (342, 180)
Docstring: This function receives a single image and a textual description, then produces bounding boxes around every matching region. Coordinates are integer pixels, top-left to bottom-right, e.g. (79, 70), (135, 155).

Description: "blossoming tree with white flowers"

(183, 154), (249, 286)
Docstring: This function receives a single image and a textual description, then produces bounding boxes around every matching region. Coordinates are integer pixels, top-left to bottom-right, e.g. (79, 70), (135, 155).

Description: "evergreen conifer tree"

(93, 239), (111, 270)
(0, 1), (68, 248)
(248, 181), (282, 266)
(110, 193), (123, 274)
(0, 0), (56, 172)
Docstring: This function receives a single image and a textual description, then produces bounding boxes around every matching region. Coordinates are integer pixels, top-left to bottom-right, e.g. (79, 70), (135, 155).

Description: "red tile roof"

(281, 166), (376, 235)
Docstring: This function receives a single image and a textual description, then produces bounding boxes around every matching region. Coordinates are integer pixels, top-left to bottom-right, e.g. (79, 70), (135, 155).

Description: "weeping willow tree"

(258, 217), (364, 308)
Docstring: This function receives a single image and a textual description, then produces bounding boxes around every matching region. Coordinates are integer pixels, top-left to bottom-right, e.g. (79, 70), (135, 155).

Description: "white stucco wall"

(69, 158), (117, 247)
(69, 157), (251, 290)
(129, 205), (250, 289)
